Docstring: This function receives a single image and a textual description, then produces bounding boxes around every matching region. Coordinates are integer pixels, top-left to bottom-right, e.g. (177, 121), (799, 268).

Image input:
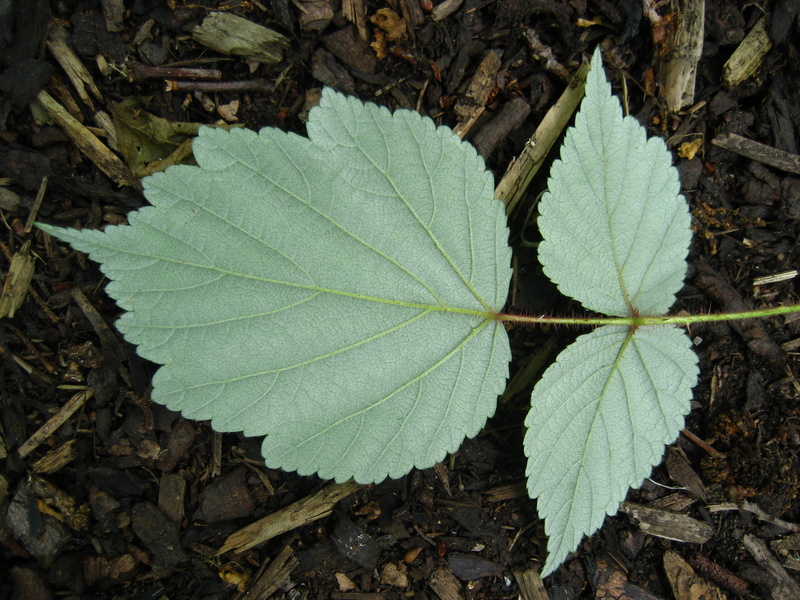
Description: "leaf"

(39, 89), (512, 484)
(526, 50), (699, 576)
(537, 51), (692, 318)
(113, 97), (203, 177)
(524, 325), (698, 576)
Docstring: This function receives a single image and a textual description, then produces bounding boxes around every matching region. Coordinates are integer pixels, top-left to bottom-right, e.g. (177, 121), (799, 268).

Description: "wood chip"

(219, 480), (360, 554)
(158, 472), (186, 525)
(452, 50), (502, 138)
(101, 0), (125, 32)
(0, 241), (35, 319)
(620, 502), (714, 544)
(191, 12), (289, 65)
(31, 438), (80, 474)
(431, 0), (464, 22)
(47, 23), (103, 111)
(663, 551), (726, 600)
(473, 96), (531, 158)
(429, 565), (464, 600)
(511, 566), (549, 600)
(658, 0), (704, 111)
(722, 16), (771, 87)
(18, 389), (94, 459)
(234, 545), (298, 600)
(665, 446), (707, 502)
(35, 91), (139, 189)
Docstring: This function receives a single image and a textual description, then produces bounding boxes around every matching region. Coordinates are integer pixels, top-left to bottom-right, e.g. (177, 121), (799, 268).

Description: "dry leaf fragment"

(678, 137), (703, 160)
(370, 8), (406, 42)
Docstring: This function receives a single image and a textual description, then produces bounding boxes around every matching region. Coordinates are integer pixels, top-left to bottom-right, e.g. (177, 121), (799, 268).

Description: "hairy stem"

(495, 304), (800, 326)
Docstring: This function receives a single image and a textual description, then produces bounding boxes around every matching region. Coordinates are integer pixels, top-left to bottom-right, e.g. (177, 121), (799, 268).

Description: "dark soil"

(2, 0), (800, 599)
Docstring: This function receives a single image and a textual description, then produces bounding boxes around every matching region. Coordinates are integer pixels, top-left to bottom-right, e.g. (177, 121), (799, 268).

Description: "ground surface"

(2, 0), (800, 599)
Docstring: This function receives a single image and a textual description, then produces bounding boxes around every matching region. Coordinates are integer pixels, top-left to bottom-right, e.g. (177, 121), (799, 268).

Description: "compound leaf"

(525, 325), (698, 576)
(537, 51), (692, 317)
(39, 88), (512, 484)
(526, 51), (699, 576)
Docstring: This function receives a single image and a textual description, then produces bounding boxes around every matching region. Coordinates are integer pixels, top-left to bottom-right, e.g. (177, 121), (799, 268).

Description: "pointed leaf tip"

(526, 325), (699, 576)
(537, 49), (692, 318)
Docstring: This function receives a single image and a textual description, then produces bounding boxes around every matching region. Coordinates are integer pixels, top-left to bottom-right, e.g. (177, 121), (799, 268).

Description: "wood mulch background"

(2, 0), (800, 598)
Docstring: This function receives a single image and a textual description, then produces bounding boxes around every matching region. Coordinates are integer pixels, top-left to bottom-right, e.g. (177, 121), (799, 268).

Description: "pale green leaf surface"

(525, 325), (698, 576)
(537, 51), (691, 317)
(39, 89), (512, 484)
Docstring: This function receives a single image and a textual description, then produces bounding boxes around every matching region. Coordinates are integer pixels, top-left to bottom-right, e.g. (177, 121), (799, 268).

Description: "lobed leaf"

(527, 50), (698, 576)
(40, 89), (512, 484)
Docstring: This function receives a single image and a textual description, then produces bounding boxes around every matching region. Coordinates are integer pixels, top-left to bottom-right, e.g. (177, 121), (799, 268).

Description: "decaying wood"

(663, 551), (727, 600)
(431, 0), (464, 22)
(743, 534), (800, 600)
(687, 554), (751, 596)
(233, 545), (298, 600)
(452, 50), (502, 138)
(35, 90), (139, 189)
(658, 0), (705, 111)
(722, 16), (771, 87)
(47, 24), (103, 111)
(342, 0), (369, 40)
(0, 241), (35, 319)
(32, 439), (80, 474)
(620, 502), (714, 544)
(496, 60), (590, 216)
(429, 565), (464, 600)
(521, 27), (569, 81)
(511, 566), (549, 600)
(219, 480), (360, 554)
(17, 389), (94, 458)
(473, 96), (531, 158)
(712, 133), (800, 175)
(191, 12), (290, 65)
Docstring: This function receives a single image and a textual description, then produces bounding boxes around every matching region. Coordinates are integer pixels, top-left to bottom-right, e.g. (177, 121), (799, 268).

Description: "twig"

(35, 91), (139, 189)
(17, 389), (94, 458)
(164, 79), (274, 94)
(495, 60), (590, 215)
(23, 175), (48, 234)
(712, 133), (800, 175)
(129, 62), (222, 82)
(219, 480), (360, 554)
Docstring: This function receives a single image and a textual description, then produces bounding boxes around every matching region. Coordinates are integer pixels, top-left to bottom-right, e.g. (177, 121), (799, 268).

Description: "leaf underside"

(40, 89), (512, 484)
(525, 325), (698, 575)
(527, 51), (699, 577)
(537, 52), (691, 318)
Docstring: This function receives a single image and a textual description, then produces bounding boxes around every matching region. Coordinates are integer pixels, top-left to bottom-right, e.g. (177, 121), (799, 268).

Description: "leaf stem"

(495, 304), (800, 326)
